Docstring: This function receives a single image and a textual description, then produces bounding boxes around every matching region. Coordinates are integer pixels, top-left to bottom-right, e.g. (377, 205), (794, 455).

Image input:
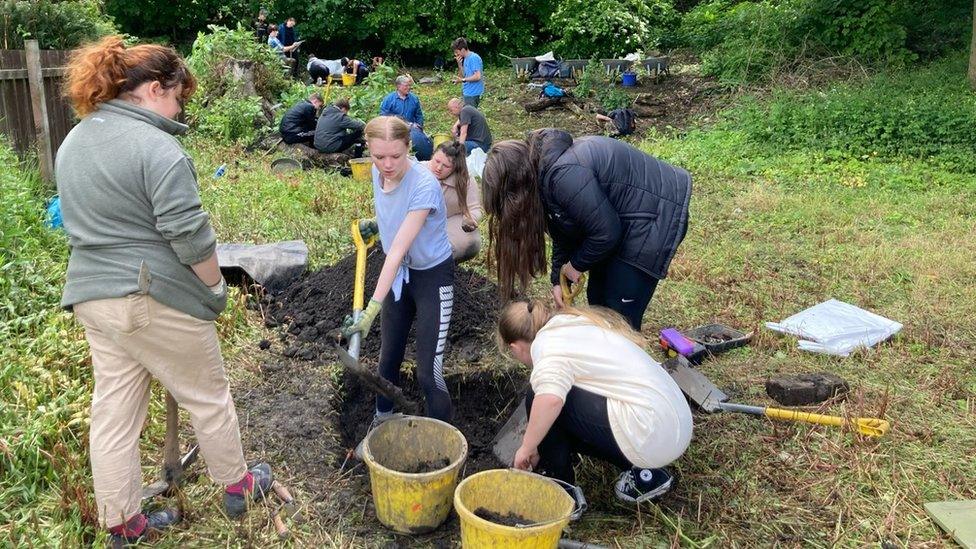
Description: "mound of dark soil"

(266, 248), (501, 361)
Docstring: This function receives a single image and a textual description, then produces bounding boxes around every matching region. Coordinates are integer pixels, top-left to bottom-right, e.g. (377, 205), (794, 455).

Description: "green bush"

(678, 0), (960, 83)
(270, 0), (555, 60)
(187, 95), (265, 143)
(730, 54), (976, 171)
(0, 0), (117, 49)
(186, 25), (290, 143)
(105, 0), (252, 45)
(549, 0), (679, 59)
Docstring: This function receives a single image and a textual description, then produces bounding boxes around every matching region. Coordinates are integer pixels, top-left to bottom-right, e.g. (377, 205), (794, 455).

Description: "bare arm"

(463, 70), (482, 83)
(370, 209), (430, 302)
(191, 253), (222, 286)
(514, 393), (564, 469)
(458, 124), (469, 143)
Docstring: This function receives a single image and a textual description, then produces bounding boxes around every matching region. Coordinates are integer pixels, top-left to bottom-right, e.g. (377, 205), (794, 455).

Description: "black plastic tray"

(686, 323), (751, 354)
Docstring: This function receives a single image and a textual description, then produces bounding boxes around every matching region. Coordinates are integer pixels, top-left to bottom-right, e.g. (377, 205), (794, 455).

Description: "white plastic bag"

(534, 51), (556, 62)
(466, 148), (488, 180)
(765, 299), (902, 357)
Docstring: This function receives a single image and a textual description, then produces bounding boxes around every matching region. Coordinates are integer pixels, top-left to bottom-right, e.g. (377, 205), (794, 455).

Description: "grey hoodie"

(56, 99), (227, 320)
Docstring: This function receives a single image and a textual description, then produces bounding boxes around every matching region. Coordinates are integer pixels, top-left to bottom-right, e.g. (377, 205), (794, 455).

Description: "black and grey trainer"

(108, 508), (180, 548)
(614, 467), (674, 503)
(223, 463), (274, 519)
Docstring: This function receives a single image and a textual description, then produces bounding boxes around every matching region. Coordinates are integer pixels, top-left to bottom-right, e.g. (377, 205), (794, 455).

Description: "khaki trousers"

(74, 294), (247, 528)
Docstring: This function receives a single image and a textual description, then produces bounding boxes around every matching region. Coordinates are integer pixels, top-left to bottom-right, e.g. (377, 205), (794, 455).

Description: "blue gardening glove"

(341, 298), (382, 339)
(358, 218), (379, 241)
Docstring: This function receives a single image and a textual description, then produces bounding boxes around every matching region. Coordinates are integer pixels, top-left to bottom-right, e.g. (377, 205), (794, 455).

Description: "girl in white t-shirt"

(497, 300), (693, 502)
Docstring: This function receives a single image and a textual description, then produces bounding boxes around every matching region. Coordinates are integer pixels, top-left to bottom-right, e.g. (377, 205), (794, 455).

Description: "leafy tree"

(548, 0), (679, 59)
(0, 0), (117, 49)
(105, 0), (258, 43)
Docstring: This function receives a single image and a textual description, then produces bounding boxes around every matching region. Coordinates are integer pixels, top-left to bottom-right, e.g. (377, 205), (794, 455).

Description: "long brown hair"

(434, 140), (472, 219)
(497, 300), (647, 351)
(65, 36), (196, 117)
(482, 139), (547, 299)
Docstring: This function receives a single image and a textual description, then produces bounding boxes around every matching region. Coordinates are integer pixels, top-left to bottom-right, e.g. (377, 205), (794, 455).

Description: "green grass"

(2, 59), (975, 546)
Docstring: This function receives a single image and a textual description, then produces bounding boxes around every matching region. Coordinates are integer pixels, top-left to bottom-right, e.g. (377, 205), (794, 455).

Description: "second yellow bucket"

(363, 416), (468, 533)
(349, 158), (372, 181)
(432, 133), (453, 149)
(454, 469), (578, 548)
(341, 72), (357, 86)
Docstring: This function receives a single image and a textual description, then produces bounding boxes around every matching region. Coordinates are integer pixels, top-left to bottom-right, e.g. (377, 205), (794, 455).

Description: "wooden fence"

(0, 42), (74, 182)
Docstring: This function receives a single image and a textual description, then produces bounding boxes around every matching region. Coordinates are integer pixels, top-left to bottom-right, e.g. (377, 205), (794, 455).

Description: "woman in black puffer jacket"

(482, 129), (691, 329)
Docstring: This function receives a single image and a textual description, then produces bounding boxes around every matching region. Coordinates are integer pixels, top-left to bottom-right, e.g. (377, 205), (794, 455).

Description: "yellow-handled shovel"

(665, 356), (889, 437)
(348, 220), (376, 360)
(559, 272), (587, 305)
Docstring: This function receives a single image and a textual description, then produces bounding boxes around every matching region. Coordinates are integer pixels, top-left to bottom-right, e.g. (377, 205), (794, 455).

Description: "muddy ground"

(265, 248), (500, 363)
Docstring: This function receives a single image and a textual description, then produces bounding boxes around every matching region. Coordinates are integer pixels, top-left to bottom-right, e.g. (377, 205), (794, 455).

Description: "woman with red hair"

(57, 36), (271, 544)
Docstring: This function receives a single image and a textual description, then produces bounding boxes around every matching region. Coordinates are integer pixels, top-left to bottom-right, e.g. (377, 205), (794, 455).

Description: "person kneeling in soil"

(342, 116), (455, 435)
(498, 300), (692, 502)
(447, 98), (492, 154)
(57, 36), (273, 545)
(279, 91), (323, 145)
(422, 140), (483, 262)
(314, 97), (365, 156)
(380, 75), (433, 161)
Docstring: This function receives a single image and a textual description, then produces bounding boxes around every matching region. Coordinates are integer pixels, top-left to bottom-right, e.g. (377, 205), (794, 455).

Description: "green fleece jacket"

(56, 99), (227, 320)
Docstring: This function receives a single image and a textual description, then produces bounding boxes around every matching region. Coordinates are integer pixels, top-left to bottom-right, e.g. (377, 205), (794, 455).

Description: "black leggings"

(377, 258), (454, 421)
(586, 256), (659, 330)
(525, 387), (632, 483)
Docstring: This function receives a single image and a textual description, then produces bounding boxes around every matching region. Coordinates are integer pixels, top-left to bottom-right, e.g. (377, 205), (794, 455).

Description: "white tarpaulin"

(765, 299), (903, 357)
(466, 147), (488, 180)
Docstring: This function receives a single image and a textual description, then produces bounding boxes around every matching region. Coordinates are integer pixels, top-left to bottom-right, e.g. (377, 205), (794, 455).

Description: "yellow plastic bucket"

(341, 72), (357, 86)
(454, 469), (577, 548)
(349, 158), (372, 181)
(363, 416), (468, 533)
(432, 133), (453, 149)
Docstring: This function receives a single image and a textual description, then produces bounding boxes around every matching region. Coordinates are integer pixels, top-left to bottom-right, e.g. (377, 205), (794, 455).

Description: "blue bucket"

(621, 72), (638, 87)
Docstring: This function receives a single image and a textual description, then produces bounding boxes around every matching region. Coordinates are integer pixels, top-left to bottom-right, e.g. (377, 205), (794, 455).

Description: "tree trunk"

(970, 0), (976, 88)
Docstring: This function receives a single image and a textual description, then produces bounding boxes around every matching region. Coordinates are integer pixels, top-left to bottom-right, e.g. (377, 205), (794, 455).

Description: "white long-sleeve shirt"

(530, 314), (693, 468)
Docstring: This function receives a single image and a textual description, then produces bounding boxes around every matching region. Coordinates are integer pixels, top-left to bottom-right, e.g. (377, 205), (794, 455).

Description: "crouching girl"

(497, 300), (693, 502)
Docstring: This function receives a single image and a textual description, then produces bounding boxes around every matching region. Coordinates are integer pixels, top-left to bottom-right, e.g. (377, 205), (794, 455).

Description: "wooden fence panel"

(0, 48), (74, 164)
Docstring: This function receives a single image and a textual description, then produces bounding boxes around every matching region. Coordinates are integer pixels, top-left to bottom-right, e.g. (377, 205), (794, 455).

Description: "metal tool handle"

(512, 472), (587, 529)
(559, 272), (586, 305)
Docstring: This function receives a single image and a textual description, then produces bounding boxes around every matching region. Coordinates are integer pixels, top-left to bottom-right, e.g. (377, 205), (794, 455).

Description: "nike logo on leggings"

(621, 298), (634, 303)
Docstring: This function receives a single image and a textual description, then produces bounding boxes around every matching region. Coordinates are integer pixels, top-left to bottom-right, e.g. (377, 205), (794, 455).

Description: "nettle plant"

(549, 0), (677, 59)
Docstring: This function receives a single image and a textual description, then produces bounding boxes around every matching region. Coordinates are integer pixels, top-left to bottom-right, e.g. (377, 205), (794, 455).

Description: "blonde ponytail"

(496, 300), (646, 350)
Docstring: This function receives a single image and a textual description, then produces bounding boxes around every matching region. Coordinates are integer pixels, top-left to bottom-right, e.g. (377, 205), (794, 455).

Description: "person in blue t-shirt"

(379, 75), (434, 161)
(451, 37), (484, 107)
(342, 116), (455, 433)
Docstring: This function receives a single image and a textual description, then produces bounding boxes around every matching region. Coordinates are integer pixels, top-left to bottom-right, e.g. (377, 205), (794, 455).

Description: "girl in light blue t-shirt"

(342, 116), (455, 428)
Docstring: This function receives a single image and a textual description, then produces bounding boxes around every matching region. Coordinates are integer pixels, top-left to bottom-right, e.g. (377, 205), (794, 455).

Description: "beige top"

(421, 161), (483, 262)
(530, 314), (694, 468)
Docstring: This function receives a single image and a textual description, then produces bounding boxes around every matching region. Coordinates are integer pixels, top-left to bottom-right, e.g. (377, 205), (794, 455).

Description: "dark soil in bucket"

(390, 457), (452, 474)
(264, 248), (501, 362)
(473, 507), (536, 527)
(336, 368), (527, 472)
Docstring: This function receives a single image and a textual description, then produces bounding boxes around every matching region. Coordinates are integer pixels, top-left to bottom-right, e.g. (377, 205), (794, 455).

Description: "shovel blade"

(491, 403), (527, 466)
(664, 356), (728, 413)
(141, 445), (200, 500)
